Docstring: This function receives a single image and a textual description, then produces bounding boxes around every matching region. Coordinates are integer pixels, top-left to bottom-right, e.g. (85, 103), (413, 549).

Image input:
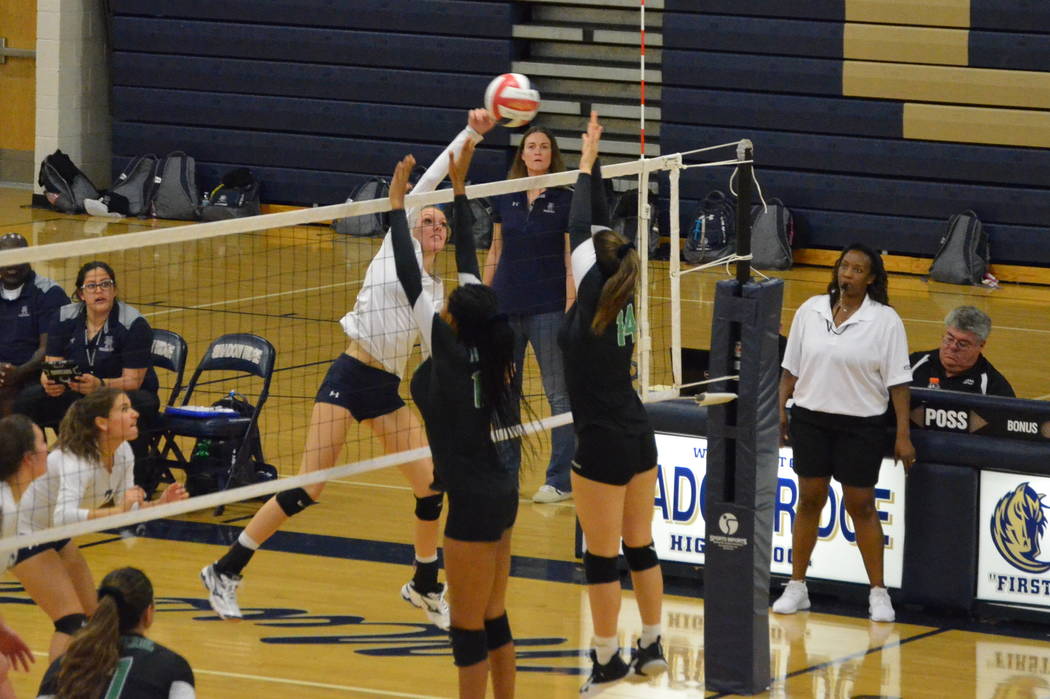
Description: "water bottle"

(927, 377), (941, 390)
(192, 439), (212, 461)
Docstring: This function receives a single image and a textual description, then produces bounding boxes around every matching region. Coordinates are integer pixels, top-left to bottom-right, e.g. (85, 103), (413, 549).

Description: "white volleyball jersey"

(50, 442), (135, 526)
(340, 126), (483, 378)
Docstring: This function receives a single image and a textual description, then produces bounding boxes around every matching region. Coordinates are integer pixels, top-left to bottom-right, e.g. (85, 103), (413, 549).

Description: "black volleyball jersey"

(559, 167), (650, 435)
(392, 196), (516, 495)
(38, 634), (195, 698)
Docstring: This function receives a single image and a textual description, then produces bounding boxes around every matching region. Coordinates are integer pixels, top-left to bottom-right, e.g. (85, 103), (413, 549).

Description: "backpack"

(38, 150), (100, 214)
(443, 190), (494, 249)
(929, 210), (989, 285)
(333, 177), (390, 236)
(683, 189), (735, 264)
(151, 151), (199, 220)
(199, 167), (261, 221)
(185, 391), (276, 496)
(610, 188), (661, 257)
(749, 198), (794, 270)
(107, 154), (159, 217)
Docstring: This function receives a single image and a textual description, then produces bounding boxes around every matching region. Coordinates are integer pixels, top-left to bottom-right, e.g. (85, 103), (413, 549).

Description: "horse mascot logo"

(990, 483), (1050, 575)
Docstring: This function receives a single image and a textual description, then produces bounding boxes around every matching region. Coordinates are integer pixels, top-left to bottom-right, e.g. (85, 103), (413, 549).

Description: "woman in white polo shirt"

(773, 243), (915, 623)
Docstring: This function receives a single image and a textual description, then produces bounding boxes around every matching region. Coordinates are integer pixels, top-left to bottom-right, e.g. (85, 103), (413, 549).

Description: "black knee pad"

(449, 626), (487, 667)
(54, 613), (87, 635)
(275, 487), (316, 517)
(583, 551), (620, 584)
(414, 493), (444, 522)
(623, 541), (659, 572)
(484, 613), (512, 651)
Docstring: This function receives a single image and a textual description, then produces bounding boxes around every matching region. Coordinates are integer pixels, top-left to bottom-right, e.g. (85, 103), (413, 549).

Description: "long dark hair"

(447, 284), (523, 443)
(0, 414), (36, 482)
(507, 125), (566, 179)
(592, 229), (640, 335)
(826, 242), (890, 308)
(57, 567), (154, 699)
(57, 387), (124, 464)
(72, 260), (116, 301)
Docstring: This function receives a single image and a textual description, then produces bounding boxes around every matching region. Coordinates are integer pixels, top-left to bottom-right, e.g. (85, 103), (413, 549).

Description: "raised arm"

(448, 142), (481, 284)
(569, 112), (605, 252)
(390, 155), (424, 308)
(410, 108), (496, 215)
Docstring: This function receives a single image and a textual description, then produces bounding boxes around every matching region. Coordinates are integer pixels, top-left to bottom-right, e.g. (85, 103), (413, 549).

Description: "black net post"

(735, 140), (754, 285)
(702, 142), (781, 693)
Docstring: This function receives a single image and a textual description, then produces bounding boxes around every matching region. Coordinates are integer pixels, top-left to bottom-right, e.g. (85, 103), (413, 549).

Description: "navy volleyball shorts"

(315, 353), (405, 421)
(15, 538), (71, 565)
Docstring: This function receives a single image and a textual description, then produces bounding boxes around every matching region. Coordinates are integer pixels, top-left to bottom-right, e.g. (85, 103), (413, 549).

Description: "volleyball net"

(0, 143), (755, 552)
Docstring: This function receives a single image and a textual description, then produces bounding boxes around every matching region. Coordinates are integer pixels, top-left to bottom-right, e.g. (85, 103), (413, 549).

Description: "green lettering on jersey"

(104, 657), (133, 698)
(616, 303), (637, 347)
(471, 371), (482, 409)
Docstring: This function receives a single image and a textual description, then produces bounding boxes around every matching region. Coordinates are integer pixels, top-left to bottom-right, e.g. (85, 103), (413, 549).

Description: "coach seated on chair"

(0, 233), (69, 416)
(13, 261), (160, 483)
(909, 305), (1014, 396)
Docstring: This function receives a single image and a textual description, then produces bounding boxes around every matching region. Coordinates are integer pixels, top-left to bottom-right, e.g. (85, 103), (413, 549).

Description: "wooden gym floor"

(1, 186), (1049, 697)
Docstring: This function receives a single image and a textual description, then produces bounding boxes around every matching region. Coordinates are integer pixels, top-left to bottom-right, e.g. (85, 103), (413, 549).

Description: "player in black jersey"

(560, 113), (668, 696)
(391, 143), (523, 699)
(38, 566), (194, 698)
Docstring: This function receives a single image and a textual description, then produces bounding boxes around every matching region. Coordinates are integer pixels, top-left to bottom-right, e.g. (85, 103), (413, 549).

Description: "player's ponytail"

(591, 229), (640, 336)
(448, 284), (523, 445)
(56, 386), (123, 464)
(57, 567), (153, 699)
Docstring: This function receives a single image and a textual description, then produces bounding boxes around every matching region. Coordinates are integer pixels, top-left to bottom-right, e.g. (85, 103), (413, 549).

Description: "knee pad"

(275, 487), (316, 517)
(484, 613), (512, 651)
(623, 541), (659, 572)
(449, 626), (487, 667)
(583, 551), (620, 584)
(54, 613), (87, 635)
(414, 493), (444, 522)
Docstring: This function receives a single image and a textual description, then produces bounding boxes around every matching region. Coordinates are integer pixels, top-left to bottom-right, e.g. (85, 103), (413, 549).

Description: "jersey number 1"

(616, 303), (637, 347)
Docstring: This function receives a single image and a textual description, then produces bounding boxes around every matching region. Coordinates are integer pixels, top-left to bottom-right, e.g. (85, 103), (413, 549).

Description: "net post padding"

(703, 276), (784, 695)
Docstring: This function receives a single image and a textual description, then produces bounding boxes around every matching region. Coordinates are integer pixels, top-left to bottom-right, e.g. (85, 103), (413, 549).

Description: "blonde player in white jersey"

(201, 109), (498, 628)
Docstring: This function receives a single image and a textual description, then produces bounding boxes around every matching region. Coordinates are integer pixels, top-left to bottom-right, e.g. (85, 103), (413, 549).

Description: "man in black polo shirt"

(910, 305), (1014, 396)
(0, 233), (69, 415)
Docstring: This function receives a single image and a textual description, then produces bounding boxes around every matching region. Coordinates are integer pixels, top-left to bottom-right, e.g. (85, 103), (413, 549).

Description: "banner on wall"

(652, 433), (906, 587)
(977, 471), (1050, 609)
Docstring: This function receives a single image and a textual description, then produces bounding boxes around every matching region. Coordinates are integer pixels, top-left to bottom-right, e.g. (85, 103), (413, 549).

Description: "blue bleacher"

(108, 0), (514, 38)
(663, 14), (842, 59)
(664, 1), (844, 22)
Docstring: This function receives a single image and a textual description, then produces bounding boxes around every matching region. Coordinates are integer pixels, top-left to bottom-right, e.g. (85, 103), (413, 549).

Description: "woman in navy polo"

(482, 125), (575, 503)
(14, 261), (159, 479)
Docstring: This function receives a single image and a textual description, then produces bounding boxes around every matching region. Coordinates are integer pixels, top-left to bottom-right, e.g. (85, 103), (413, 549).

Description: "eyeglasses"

(81, 280), (115, 292)
(941, 331), (976, 351)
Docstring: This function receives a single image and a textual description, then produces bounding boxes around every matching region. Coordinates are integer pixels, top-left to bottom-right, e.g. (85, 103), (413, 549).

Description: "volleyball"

(484, 73), (541, 128)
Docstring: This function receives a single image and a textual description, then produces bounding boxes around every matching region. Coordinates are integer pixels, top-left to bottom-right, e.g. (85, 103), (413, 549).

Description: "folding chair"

(142, 329), (188, 488)
(154, 333), (276, 507)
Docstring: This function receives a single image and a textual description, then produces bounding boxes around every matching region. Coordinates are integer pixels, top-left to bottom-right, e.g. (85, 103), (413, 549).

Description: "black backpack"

(929, 210), (989, 285)
(610, 188), (661, 257)
(200, 168), (261, 221)
(185, 392), (276, 496)
(333, 177), (390, 236)
(443, 190), (494, 250)
(684, 189), (735, 264)
(749, 198), (794, 270)
(151, 151), (200, 220)
(38, 150), (100, 214)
